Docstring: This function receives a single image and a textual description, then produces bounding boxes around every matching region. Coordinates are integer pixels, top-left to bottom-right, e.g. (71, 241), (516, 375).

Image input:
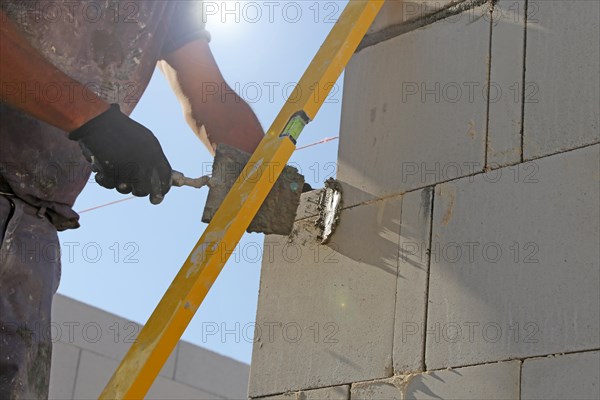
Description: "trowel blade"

(202, 143), (305, 236)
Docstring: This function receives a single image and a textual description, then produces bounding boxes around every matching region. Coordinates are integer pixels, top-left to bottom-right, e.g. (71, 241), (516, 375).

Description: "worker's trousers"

(0, 195), (60, 399)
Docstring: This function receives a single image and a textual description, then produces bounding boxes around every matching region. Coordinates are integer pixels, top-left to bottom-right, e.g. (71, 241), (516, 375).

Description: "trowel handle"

(171, 170), (211, 189)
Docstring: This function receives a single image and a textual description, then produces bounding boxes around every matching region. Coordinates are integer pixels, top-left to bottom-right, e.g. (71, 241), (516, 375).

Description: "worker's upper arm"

(160, 38), (224, 95)
(158, 0), (220, 84)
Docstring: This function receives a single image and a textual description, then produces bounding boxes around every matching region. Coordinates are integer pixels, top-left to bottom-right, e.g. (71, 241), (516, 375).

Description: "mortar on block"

(202, 143), (305, 236)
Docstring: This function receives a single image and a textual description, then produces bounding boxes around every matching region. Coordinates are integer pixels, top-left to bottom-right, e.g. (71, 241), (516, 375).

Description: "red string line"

(296, 136), (339, 150)
(78, 196), (137, 214)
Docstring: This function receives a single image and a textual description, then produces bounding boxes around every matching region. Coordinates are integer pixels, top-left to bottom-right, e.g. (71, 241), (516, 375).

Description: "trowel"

(172, 143), (305, 236)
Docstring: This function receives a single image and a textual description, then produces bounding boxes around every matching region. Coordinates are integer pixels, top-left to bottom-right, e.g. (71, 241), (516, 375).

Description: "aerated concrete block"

(257, 394), (297, 400)
(351, 360), (520, 399)
(174, 341), (249, 399)
(524, 1), (600, 159)
(257, 386), (349, 400)
(51, 294), (176, 379)
(52, 295), (132, 361)
(487, 0), (526, 166)
(351, 377), (406, 400)
(522, 351), (600, 400)
(48, 341), (79, 400)
(302, 386), (349, 400)
(394, 188), (433, 373)
(427, 145), (600, 369)
(295, 189), (324, 221)
(147, 375), (223, 400)
(71, 350), (114, 399)
(249, 198), (402, 397)
(72, 350), (218, 400)
(339, 6), (488, 208)
(366, 0), (455, 35)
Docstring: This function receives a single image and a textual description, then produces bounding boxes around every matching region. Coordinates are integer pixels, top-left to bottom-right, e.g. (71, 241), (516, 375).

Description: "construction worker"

(0, 1), (264, 397)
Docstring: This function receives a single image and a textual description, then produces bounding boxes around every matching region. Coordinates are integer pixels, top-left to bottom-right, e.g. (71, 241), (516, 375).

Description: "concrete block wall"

(249, 0), (599, 398)
(49, 295), (249, 399)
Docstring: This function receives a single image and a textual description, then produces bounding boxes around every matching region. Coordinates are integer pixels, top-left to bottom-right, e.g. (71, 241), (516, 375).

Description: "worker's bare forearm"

(190, 84), (264, 154)
(0, 10), (109, 132)
(160, 40), (264, 155)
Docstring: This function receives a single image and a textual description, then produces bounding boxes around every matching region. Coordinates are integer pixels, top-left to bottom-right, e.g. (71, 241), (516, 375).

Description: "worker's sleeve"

(160, 1), (211, 58)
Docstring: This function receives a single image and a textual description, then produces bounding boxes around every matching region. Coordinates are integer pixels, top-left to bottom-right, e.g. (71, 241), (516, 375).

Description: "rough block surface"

(427, 145), (600, 368)
(249, 198), (402, 396)
(295, 189), (324, 220)
(351, 360), (520, 399)
(257, 385), (349, 400)
(394, 188), (433, 373)
(339, 7), (488, 207)
(521, 351), (600, 400)
(487, 0), (525, 166)
(524, 1), (600, 159)
(366, 0), (455, 35)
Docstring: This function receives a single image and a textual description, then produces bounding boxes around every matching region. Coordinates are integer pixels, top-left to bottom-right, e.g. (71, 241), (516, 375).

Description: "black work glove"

(69, 104), (172, 204)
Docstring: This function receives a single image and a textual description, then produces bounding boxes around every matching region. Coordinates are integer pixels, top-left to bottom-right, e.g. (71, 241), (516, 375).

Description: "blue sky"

(58, 1), (348, 364)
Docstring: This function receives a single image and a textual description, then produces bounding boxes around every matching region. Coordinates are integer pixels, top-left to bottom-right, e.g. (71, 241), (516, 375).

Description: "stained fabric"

(0, 196), (60, 399)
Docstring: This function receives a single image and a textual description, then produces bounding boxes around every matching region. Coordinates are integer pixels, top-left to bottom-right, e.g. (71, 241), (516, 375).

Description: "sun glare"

(203, 2), (249, 36)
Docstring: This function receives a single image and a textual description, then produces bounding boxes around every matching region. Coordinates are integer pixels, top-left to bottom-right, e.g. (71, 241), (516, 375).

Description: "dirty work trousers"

(0, 195), (60, 399)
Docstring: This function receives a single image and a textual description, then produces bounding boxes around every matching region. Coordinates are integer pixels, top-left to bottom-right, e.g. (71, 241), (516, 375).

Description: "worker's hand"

(69, 104), (172, 204)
